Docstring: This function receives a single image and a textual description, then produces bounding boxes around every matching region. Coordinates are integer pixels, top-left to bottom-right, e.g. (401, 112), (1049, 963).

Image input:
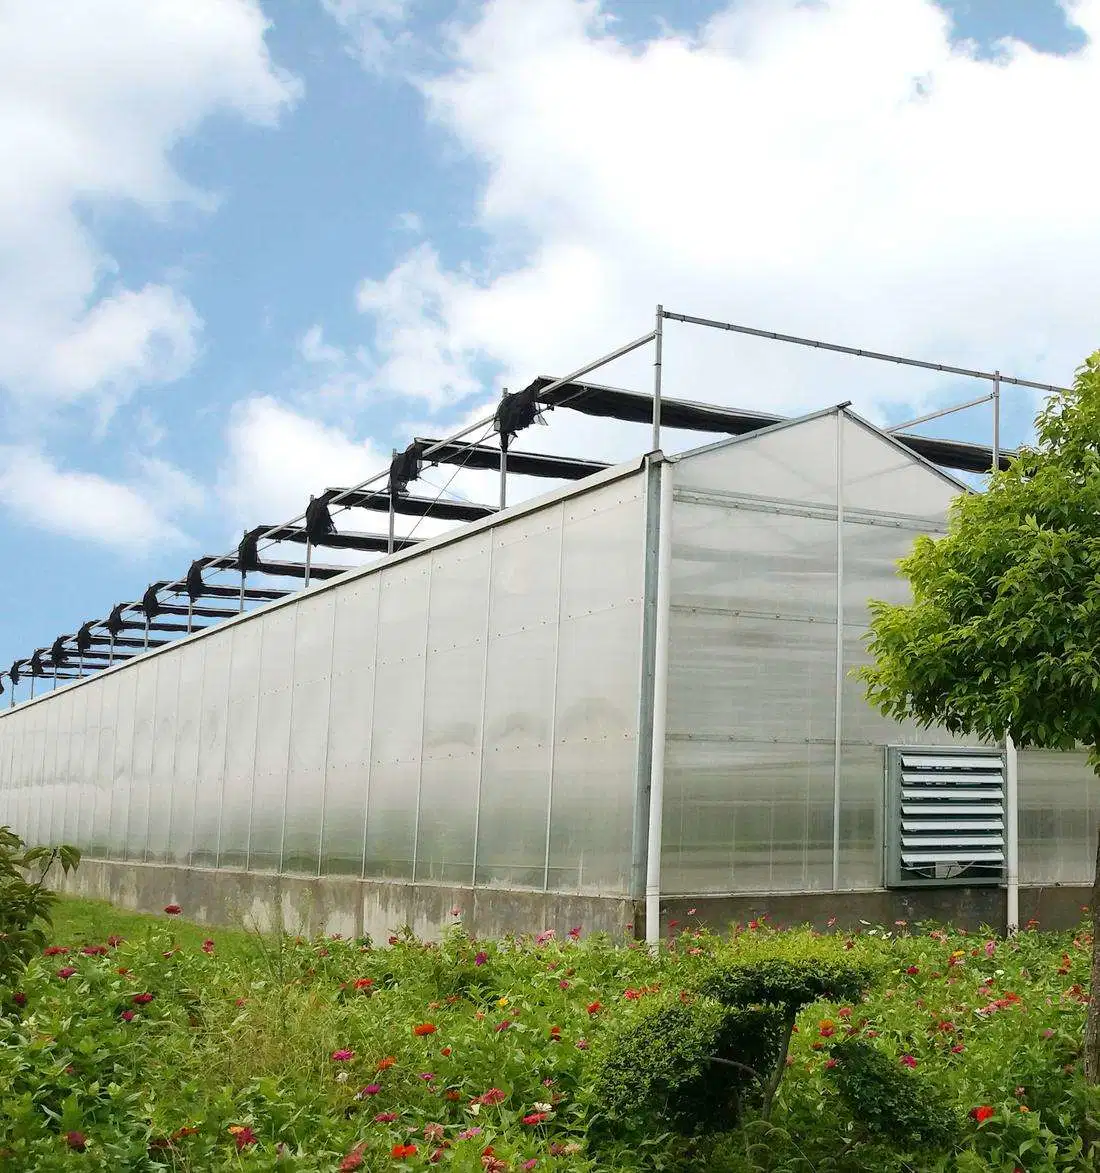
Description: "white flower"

(335, 1071), (349, 1084)
(534, 1103), (553, 1113)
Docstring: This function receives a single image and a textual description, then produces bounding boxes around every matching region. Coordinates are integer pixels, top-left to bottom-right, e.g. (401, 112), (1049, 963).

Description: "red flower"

(392, 1143), (418, 1158)
(65, 1131), (87, 1151)
(12, 992), (26, 1006)
(441, 1046), (452, 1057)
(375, 1113), (398, 1123)
(568, 926), (582, 939)
(229, 1125), (257, 1150)
(414, 1023), (437, 1036)
(202, 940), (215, 954)
(340, 1146), (366, 1171)
(586, 1001), (601, 1015)
(478, 1088), (506, 1106)
(522, 1112), (549, 1125)
(132, 992), (154, 1005)
(358, 1084), (382, 1098)
(164, 905), (182, 915)
(57, 967), (76, 980)
(44, 946), (69, 956)
(120, 1010), (136, 1022)
(444, 1090), (462, 1102)
(905, 966), (920, 975)
(81, 945), (108, 956)
(623, 988), (642, 1000)
(495, 1020), (511, 1032)
(971, 1105), (995, 1123)
(354, 977), (373, 989)
(900, 1055), (917, 1068)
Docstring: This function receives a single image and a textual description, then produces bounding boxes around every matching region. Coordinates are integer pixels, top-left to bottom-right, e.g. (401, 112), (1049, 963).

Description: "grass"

(2, 897), (1099, 1171)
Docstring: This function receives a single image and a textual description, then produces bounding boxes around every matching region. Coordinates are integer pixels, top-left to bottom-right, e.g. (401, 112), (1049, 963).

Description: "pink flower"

(457, 1128), (482, 1140)
(568, 926), (581, 940)
(535, 929), (555, 946)
(358, 1084), (382, 1097)
(424, 1123), (444, 1142)
(900, 1055), (917, 1068)
(984, 940), (996, 958)
(474, 951), (488, 966)
(523, 1162), (538, 1170)
(419, 1072), (435, 1081)
(132, 992), (154, 1005)
(575, 1038), (589, 1050)
(120, 1010), (136, 1022)
(374, 1112), (398, 1123)
(331, 1049), (355, 1062)
(522, 1112), (549, 1125)
(57, 967), (77, 980)
(81, 945), (108, 956)
(478, 1088), (506, 1106)
(495, 1020), (511, 1032)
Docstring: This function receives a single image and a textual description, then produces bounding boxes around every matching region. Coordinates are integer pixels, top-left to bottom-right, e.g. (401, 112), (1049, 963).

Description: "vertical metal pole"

(992, 370), (1001, 473)
(144, 616), (149, 650)
(1005, 732), (1019, 933)
(78, 653), (83, 679)
(387, 448), (397, 556)
(52, 663), (58, 691)
(304, 539), (312, 588)
(30, 673), (35, 700)
(500, 435), (509, 512)
(831, 409), (845, 892)
(652, 304), (664, 453)
(186, 601), (193, 635)
(108, 633), (115, 666)
(239, 570), (247, 613)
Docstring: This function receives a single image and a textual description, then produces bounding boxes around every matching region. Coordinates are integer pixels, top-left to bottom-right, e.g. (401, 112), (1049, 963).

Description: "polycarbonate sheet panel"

(147, 654), (181, 863)
(125, 661), (157, 861)
(371, 567), (430, 766)
(489, 506), (563, 637)
(108, 670), (137, 860)
(283, 596), (335, 875)
(483, 625), (557, 749)
(88, 680), (111, 853)
(193, 634), (230, 866)
(667, 611), (836, 742)
(25, 704), (44, 845)
(415, 752), (478, 883)
(323, 579), (378, 876)
(169, 643), (204, 866)
(560, 479), (643, 621)
(475, 745), (550, 889)
(41, 696), (61, 846)
(426, 533), (491, 653)
(64, 688), (86, 845)
(671, 501), (837, 620)
(841, 625), (982, 749)
(1018, 748), (1098, 885)
(841, 519), (927, 625)
(219, 621), (262, 869)
(249, 607), (296, 872)
(363, 758), (417, 878)
(423, 646), (484, 759)
(835, 743), (885, 889)
(842, 416), (961, 518)
(661, 739), (834, 894)
(674, 414), (839, 505)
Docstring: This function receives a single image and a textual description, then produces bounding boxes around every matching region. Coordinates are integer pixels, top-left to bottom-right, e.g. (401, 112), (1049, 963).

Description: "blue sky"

(1, 0), (1097, 694)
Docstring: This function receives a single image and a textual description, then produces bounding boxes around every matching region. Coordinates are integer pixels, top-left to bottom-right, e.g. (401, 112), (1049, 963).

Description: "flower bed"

(0, 900), (1097, 1170)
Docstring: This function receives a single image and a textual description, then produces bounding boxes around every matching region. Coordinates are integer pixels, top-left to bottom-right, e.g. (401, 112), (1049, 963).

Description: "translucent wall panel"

(249, 607), (296, 872)
(193, 634), (230, 867)
(147, 654), (181, 863)
(1018, 749), (1098, 885)
(662, 740), (834, 894)
(322, 579), (378, 875)
(417, 534), (490, 884)
(674, 414), (838, 505)
(842, 416), (963, 519)
(283, 592), (335, 875)
(220, 621), (261, 869)
(365, 565), (430, 878)
(108, 670), (137, 860)
(85, 684), (108, 854)
(169, 643), (204, 866)
(40, 694), (62, 847)
(672, 502), (837, 620)
(127, 659), (158, 862)
(834, 743), (885, 889)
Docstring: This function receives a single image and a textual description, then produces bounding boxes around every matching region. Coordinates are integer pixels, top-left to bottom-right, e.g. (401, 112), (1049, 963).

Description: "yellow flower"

(497, 996), (509, 1008)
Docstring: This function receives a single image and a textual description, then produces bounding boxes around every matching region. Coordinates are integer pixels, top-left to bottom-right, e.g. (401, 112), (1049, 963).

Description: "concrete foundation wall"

(58, 858), (637, 942)
(660, 885), (1091, 936)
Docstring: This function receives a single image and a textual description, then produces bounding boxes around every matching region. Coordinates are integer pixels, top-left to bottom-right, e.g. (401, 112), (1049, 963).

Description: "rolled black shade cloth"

(50, 637), (69, 665)
(389, 442), (422, 495)
(186, 560), (206, 602)
(106, 605), (128, 636)
(495, 386), (540, 443)
(76, 623), (95, 653)
(30, 649), (44, 676)
(141, 584), (161, 619)
(305, 496), (335, 542)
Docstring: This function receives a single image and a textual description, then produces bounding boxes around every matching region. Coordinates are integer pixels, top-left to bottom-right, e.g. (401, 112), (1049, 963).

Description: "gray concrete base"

(659, 885), (1092, 936)
(57, 858), (637, 942)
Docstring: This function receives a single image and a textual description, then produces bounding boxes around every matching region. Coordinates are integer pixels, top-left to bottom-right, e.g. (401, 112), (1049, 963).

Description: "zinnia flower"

(132, 992), (154, 1005)
(423, 1123), (444, 1142)
(358, 1084), (382, 1098)
(12, 991), (26, 1006)
(44, 946), (69, 956)
(332, 1049), (355, 1062)
(522, 1112), (549, 1125)
(354, 977), (373, 989)
(900, 1055), (917, 1068)
(120, 1010), (136, 1022)
(568, 926), (582, 939)
(228, 1125), (257, 1150)
(391, 1143), (418, 1157)
(970, 1105), (995, 1123)
(107, 935), (124, 947)
(414, 1023), (437, 1036)
(164, 904), (182, 915)
(377, 1056), (396, 1070)
(81, 944), (108, 956)
(474, 951), (488, 966)
(586, 1001), (601, 1015)
(375, 1113), (398, 1123)
(202, 940), (215, 954)
(457, 1128), (482, 1139)
(339, 1147), (366, 1171)
(57, 967), (76, 980)
(65, 1131), (87, 1151)
(479, 1088), (506, 1106)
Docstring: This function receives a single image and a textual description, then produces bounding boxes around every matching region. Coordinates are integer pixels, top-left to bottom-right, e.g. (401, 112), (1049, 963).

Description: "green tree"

(859, 351), (1100, 1081)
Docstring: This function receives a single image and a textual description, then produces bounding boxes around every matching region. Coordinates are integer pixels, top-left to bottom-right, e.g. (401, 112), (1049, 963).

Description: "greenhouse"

(0, 313), (1094, 940)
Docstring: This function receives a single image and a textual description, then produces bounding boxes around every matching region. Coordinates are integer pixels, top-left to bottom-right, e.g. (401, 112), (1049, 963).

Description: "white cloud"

(0, 448), (202, 553)
(342, 0), (1100, 455)
(0, 0), (300, 407)
(322, 0), (414, 70)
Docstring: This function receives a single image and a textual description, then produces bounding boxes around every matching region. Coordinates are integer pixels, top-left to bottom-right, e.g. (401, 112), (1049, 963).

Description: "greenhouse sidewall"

(0, 465), (650, 934)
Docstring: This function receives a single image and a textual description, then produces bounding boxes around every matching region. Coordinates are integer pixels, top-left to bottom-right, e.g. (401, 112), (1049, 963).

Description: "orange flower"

(392, 1143), (418, 1158)
(414, 1023), (437, 1036)
(586, 1002), (601, 1015)
(377, 1056), (397, 1070)
(970, 1105), (995, 1123)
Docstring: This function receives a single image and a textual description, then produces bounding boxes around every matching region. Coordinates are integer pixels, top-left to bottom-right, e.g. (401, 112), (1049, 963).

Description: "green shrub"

(826, 1038), (958, 1152)
(0, 826), (79, 987)
(591, 993), (784, 1138)
(698, 958), (874, 1015)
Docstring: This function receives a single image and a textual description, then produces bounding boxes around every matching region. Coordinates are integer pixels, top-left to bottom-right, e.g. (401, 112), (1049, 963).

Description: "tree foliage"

(0, 825), (80, 986)
(860, 352), (1100, 758)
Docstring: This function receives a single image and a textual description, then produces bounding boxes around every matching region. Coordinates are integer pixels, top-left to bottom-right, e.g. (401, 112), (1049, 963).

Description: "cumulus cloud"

(342, 0), (1100, 459)
(0, 448), (202, 553)
(322, 0), (415, 70)
(0, 0), (300, 407)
